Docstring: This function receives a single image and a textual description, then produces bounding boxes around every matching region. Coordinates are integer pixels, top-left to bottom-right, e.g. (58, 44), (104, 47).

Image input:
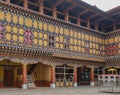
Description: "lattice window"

(0, 24), (5, 40)
(84, 41), (89, 54)
(24, 29), (32, 44)
(64, 36), (69, 50)
(48, 34), (55, 48)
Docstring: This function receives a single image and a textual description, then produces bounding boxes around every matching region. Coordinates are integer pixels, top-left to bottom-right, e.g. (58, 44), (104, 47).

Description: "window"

(48, 34), (55, 48)
(84, 41), (89, 54)
(0, 24), (5, 40)
(24, 30), (32, 44)
(64, 36), (69, 50)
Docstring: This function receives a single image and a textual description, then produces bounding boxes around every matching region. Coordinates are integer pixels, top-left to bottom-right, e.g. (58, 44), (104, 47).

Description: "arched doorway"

(55, 64), (74, 87)
(77, 66), (91, 85)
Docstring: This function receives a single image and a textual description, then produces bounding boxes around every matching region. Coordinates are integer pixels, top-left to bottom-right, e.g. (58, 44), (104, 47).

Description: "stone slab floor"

(0, 86), (119, 95)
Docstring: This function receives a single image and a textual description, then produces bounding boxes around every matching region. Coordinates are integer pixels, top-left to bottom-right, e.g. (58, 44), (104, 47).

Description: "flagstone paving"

(0, 86), (118, 95)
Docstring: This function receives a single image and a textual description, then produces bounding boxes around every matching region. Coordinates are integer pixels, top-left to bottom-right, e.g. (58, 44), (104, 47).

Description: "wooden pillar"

(53, 7), (57, 19)
(90, 68), (95, 86)
(50, 66), (55, 88)
(74, 67), (77, 87)
(39, 0), (44, 14)
(95, 22), (98, 31)
(6, 0), (10, 3)
(87, 19), (90, 28)
(65, 12), (69, 22)
(24, 0), (28, 9)
(77, 18), (81, 26)
(22, 64), (27, 89)
(102, 69), (105, 74)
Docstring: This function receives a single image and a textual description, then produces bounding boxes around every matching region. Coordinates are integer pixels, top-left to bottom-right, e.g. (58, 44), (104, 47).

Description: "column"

(24, 0), (28, 9)
(22, 64), (28, 90)
(74, 67), (77, 87)
(39, 0), (44, 14)
(102, 69), (105, 75)
(65, 12), (69, 22)
(90, 68), (95, 86)
(87, 19), (90, 28)
(6, 0), (10, 3)
(77, 18), (81, 26)
(53, 7), (57, 19)
(95, 22), (98, 31)
(50, 65), (55, 88)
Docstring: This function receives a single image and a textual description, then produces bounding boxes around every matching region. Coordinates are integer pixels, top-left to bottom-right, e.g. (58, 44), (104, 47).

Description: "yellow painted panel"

(0, 67), (3, 80)
(70, 38), (73, 44)
(44, 34), (47, 39)
(25, 18), (32, 27)
(82, 48), (84, 52)
(13, 15), (18, 23)
(39, 22), (43, 30)
(0, 11), (4, 20)
(90, 35), (92, 41)
(93, 43), (95, 48)
(82, 41), (84, 46)
(78, 33), (81, 38)
(55, 43), (59, 48)
(96, 44), (98, 49)
(34, 20), (38, 28)
(19, 36), (24, 42)
(48, 25), (54, 32)
(115, 37), (118, 42)
(70, 30), (73, 36)
(6, 25), (11, 32)
(60, 27), (63, 34)
(6, 13), (11, 22)
(13, 27), (18, 34)
(55, 26), (59, 33)
(85, 34), (89, 40)
(60, 44), (63, 49)
(55, 36), (59, 42)
(74, 39), (77, 45)
(44, 40), (47, 46)
(90, 43), (92, 48)
(96, 37), (98, 42)
(82, 33), (84, 39)
(74, 46), (77, 51)
(93, 36), (95, 42)
(78, 40), (81, 45)
(64, 29), (69, 36)
(34, 32), (38, 38)
(34, 39), (38, 45)
(39, 32), (43, 38)
(39, 39), (42, 46)
(19, 16), (24, 25)
(6, 33), (11, 41)
(74, 31), (77, 38)
(19, 28), (24, 35)
(90, 49), (92, 54)
(60, 36), (63, 42)
(43, 23), (47, 31)
(13, 35), (17, 41)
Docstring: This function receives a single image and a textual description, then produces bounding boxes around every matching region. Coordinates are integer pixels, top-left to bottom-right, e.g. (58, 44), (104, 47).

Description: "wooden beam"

(77, 18), (81, 26)
(88, 13), (99, 19)
(52, 0), (64, 7)
(28, 1), (39, 7)
(78, 9), (89, 16)
(64, 3), (77, 12)
(65, 12), (69, 22)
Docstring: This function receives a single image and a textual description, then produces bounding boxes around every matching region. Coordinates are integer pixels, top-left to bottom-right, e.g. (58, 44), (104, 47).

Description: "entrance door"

(4, 69), (14, 87)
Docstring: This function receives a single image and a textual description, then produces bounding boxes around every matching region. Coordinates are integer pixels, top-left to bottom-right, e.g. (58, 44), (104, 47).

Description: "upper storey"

(1, 0), (120, 33)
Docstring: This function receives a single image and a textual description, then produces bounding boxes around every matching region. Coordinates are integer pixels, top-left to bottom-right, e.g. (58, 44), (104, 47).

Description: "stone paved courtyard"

(0, 86), (118, 95)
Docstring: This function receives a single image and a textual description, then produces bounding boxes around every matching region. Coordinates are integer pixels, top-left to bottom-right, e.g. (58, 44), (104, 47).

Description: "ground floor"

(0, 86), (116, 95)
(0, 58), (120, 89)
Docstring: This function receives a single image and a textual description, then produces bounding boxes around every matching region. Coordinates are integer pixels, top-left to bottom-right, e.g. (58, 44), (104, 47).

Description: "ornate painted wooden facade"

(0, 0), (120, 89)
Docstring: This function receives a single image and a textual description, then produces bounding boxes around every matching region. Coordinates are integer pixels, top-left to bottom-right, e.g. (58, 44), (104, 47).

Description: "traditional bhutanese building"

(0, 0), (120, 89)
